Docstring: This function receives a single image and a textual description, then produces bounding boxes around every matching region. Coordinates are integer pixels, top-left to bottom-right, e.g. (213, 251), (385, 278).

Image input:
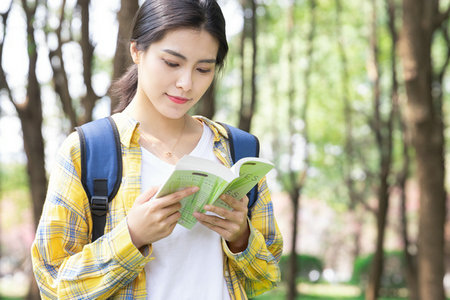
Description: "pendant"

(165, 151), (173, 157)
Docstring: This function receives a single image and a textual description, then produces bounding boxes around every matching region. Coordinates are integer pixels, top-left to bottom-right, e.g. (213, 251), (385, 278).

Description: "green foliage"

(0, 163), (29, 194)
(279, 254), (324, 283)
(350, 251), (407, 290)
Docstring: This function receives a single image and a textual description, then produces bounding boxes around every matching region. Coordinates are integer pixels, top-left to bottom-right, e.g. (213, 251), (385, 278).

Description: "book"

(155, 155), (274, 229)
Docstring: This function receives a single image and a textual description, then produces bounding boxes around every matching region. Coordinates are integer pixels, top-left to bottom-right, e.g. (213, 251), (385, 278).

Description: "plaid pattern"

(31, 113), (283, 300)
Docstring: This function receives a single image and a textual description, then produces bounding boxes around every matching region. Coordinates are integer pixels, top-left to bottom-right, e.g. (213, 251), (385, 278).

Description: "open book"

(155, 155), (274, 229)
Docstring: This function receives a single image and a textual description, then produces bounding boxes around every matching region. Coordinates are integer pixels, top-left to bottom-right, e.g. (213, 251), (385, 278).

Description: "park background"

(1, 0), (450, 299)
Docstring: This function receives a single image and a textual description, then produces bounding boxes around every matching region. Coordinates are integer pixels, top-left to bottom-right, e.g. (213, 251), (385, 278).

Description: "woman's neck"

(124, 95), (186, 140)
(123, 95), (203, 163)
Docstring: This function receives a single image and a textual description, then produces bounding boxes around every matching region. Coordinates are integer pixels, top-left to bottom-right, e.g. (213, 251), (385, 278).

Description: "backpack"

(76, 117), (260, 242)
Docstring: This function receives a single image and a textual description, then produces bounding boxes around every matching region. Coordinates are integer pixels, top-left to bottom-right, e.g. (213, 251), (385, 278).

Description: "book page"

(155, 170), (230, 229)
(215, 159), (274, 209)
(174, 155), (236, 182)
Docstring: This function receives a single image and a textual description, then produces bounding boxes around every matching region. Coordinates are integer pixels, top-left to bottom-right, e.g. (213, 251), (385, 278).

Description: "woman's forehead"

(149, 28), (219, 61)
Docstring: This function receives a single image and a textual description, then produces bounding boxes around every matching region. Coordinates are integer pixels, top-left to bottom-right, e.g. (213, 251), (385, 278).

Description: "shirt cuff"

(222, 221), (265, 268)
(108, 218), (154, 271)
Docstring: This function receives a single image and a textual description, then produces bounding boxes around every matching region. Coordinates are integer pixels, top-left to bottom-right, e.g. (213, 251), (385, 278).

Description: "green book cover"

(155, 155), (274, 229)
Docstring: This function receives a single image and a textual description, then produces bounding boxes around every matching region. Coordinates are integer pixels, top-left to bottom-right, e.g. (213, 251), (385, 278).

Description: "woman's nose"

(176, 70), (193, 91)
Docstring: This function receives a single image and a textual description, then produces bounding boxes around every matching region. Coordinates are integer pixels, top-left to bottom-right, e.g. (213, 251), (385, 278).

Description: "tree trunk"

(365, 182), (389, 300)
(238, 0), (247, 128)
(400, 0), (447, 299)
(110, 0), (139, 112)
(17, 107), (47, 229)
(49, 0), (78, 129)
(22, 8), (47, 300)
(195, 79), (216, 119)
(366, 0), (394, 298)
(287, 189), (300, 300)
(78, 0), (99, 124)
(399, 158), (419, 300)
(387, 0), (419, 298)
(7, 1), (48, 299)
(10, 0), (47, 245)
(286, 3), (298, 299)
(238, 0), (257, 132)
(286, 1), (316, 299)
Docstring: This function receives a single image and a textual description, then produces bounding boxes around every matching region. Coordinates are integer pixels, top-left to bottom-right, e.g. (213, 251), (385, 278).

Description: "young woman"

(31, 0), (283, 299)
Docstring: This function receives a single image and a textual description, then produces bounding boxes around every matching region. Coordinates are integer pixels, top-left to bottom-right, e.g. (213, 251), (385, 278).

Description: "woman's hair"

(111, 0), (228, 112)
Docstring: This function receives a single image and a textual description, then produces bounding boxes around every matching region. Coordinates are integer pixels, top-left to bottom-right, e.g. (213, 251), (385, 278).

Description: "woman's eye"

(163, 59), (179, 68)
(197, 68), (211, 74)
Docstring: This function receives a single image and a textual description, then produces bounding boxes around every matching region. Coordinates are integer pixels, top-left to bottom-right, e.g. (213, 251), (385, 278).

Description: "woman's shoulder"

(55, 131), (82, 166)
(60, 131), (81, 152)
(48, 131), (83, 185)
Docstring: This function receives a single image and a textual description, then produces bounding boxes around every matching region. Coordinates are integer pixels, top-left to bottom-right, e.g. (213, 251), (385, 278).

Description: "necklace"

(140, 117), (186, 158)
(164, 117), (186, 157)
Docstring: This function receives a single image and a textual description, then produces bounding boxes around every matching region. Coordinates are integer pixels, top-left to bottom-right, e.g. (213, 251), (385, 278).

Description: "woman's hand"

(193, 194), (250, 253)
(127, 186), (199, 250)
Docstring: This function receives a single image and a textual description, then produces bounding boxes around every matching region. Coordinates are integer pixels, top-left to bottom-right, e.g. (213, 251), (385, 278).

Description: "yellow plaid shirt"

(31, 112), (283, 299)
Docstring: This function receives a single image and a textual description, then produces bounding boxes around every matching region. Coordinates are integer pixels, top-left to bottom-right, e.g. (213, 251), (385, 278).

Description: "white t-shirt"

(141, 123), (231, 300)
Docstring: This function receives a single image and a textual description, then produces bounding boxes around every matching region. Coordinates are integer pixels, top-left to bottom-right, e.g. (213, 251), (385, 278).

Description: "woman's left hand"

(193, 194), (250, 253)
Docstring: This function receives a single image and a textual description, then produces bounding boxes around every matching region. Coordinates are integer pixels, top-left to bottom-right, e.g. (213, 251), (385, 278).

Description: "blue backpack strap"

(218, 123), (260, 218)
(75, 116), (122, 242)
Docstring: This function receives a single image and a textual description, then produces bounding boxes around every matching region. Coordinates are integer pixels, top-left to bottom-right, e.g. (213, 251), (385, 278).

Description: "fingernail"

(192, 186), (199, 192)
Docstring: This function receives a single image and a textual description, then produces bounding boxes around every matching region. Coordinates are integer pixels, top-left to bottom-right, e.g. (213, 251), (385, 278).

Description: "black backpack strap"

(218, 123), (260, 218)
(76, 117), (122, 242)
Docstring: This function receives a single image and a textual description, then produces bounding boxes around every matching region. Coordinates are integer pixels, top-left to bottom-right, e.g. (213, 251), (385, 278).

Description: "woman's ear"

(130, 42), (140, 64)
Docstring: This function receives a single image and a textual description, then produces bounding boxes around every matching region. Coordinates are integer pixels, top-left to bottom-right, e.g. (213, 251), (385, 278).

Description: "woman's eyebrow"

(162, 49), (216, 64)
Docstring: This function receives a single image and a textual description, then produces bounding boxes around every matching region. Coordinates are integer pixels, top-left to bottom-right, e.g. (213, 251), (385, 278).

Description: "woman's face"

(131, 28), (219, 120)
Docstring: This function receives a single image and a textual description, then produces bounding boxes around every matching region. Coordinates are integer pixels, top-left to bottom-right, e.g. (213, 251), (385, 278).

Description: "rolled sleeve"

(222, 221), (264, 267)
(222, 178), (283, 298)
(107, 218), (153, 271)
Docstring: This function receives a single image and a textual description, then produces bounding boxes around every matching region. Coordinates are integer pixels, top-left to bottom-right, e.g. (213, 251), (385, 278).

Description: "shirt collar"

(193, 115), (229, 142)
(110, 112), (140, 148)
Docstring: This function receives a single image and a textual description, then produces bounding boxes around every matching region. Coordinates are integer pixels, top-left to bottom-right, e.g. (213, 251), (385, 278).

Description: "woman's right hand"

(127, 186), (199, 249)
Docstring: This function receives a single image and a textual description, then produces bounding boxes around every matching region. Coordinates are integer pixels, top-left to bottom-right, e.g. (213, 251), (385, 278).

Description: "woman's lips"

(166, 94), (190, 104)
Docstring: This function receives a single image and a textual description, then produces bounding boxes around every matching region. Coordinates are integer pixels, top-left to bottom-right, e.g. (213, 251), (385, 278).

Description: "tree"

(0, 1), (46, 299)
(285, 4), (300, 299)
(110, 0), (139, 112)
(285, 0), (316, 299)
(399, 0), (449, 299)
(365, 0), (396, 298)
(46, 0), (102, 129)
(386, 0), (419, 298)
(0, 0), (46, 245)
(195, 79), (216, 119)
(237, 0), (257, 132)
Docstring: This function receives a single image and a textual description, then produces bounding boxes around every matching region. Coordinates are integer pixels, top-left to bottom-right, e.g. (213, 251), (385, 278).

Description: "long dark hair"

(111, 0), (228, 113)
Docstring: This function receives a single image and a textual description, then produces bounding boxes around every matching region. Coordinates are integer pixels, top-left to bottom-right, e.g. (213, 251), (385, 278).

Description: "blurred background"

(1, 0), (450, 299)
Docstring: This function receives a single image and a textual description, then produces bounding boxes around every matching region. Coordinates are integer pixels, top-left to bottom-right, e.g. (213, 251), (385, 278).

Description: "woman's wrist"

(127, 218), (145, 250)
(227, 224), (250, 253)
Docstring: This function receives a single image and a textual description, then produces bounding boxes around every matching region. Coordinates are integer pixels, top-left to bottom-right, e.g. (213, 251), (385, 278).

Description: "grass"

(254, 291), (406, 300)
(252, 283), (408, 300)
(2, 281), (449, 300)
